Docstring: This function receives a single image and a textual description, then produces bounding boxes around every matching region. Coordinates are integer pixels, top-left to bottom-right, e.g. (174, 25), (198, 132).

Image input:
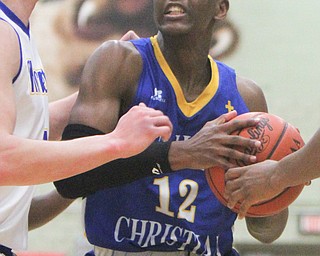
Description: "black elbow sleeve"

(53, 124), (172, 199)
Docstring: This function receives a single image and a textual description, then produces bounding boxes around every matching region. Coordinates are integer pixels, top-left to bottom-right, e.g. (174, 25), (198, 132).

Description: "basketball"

(205, 112), (305, 217)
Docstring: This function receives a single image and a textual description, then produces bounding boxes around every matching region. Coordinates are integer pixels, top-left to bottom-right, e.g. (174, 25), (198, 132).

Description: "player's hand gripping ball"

(205, 112), (305, 217)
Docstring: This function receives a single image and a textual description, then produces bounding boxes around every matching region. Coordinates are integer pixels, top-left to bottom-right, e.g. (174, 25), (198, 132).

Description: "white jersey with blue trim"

(0, 2), (49, 250)
(84, 36), (249, 255)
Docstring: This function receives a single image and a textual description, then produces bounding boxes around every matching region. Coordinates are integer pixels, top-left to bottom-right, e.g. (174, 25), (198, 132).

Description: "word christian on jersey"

(114, 216), (213, 255)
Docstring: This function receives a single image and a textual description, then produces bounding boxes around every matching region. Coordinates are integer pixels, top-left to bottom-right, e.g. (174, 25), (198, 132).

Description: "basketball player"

(225, 128), (320, 219)
(0, 0), (173, 254)
(54, 0), (289, 255)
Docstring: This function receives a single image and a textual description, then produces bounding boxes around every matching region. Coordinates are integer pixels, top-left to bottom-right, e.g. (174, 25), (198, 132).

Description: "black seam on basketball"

(251, 187), (290, 207)
(266, 121), (288, 159)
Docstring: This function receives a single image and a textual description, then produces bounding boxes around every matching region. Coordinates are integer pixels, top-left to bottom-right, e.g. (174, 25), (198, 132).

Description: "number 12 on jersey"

(153, 176), (199, 223)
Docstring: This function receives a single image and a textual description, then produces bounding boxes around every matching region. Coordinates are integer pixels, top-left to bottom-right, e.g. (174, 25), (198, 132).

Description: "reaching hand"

(171, 111), (261, 170)
(112, 103), (172, 158)
(224, 160), (283, 219)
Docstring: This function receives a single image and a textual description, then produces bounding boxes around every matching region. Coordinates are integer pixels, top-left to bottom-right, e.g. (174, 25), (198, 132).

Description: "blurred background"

(26, 0), (320, 255)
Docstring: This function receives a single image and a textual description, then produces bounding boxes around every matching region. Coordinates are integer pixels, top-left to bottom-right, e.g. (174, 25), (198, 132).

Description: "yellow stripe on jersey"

(151, 36), (219, 117)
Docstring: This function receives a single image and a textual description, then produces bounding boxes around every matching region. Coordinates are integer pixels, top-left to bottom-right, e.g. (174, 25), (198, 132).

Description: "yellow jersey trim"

(151, 36), (219, 117)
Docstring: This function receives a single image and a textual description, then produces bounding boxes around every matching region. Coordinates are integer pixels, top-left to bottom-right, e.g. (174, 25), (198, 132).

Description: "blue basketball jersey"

(84, 36), (249, 255)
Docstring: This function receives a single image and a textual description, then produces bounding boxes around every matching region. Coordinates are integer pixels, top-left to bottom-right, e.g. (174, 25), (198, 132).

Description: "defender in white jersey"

(0, 0), (172, 253)
(0, 1), (49, 249)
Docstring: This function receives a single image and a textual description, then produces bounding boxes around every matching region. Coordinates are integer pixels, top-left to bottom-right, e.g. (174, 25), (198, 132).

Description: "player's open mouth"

(165, 5), (185, 15)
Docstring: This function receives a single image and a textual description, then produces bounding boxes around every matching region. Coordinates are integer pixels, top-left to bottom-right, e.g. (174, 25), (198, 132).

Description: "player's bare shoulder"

(0, 20), (20, 79)
(99, 39), (142, 71)
(81, 39), (142, 96)
(236, 76), (268, 112)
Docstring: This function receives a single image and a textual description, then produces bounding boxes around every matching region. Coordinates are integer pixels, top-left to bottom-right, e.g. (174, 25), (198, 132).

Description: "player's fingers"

(152, 115), (171, 126)
(214, 157), (237, 170)
(224, 178), (241, 197)
(224, 182), (243, 207)
(222, 110), (238, 122)
(153, 126), (172, 142)
(136, 104), (167, 117)
(210, 110), (238, 125)
(148, 109), (168, 117)
(144, 121), (172, 141)
(237, 201), (252, 220)
(218, 146), (258, 165)
(224, 135), (261, 155)
(225, 134), (261, 147)
(225, 117), (260, 134)
(151, 116), (173, 140)
(225, 167), (241, 181)
(134, 105), (173, 136)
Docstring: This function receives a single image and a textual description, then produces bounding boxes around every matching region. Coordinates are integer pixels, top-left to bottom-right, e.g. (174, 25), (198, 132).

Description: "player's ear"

(215, 0), (229, 20)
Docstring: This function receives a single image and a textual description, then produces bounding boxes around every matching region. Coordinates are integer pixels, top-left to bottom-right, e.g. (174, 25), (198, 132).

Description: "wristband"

(54, 124), (172, 198)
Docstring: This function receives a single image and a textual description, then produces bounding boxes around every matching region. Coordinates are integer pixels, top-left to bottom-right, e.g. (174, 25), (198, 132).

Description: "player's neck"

(156, 32), (211, 92)
(157, 31), (211, 67)
(1, 0), (37, 26)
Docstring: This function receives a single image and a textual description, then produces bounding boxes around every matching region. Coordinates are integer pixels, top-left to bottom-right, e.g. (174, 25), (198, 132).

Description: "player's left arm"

(28, 190), (75, 230)
(236, 76), (288, 243)
(48, 92), (78, 141)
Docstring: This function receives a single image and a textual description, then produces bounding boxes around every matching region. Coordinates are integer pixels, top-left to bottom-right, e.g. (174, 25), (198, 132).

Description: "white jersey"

(0, 2), (49, 250)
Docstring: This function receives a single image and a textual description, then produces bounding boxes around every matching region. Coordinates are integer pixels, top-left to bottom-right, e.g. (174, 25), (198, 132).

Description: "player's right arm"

(0, 22), (171, 186)
(168, 111), (261, 171)
(274, 128), (320, 186)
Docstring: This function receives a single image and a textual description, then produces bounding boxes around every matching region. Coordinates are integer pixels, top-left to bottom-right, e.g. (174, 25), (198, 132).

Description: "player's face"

(153, 0), (227, 35)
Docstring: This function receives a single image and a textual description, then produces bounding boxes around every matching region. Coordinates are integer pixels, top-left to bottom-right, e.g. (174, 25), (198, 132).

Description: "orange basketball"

(205, 112), (305, 217)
